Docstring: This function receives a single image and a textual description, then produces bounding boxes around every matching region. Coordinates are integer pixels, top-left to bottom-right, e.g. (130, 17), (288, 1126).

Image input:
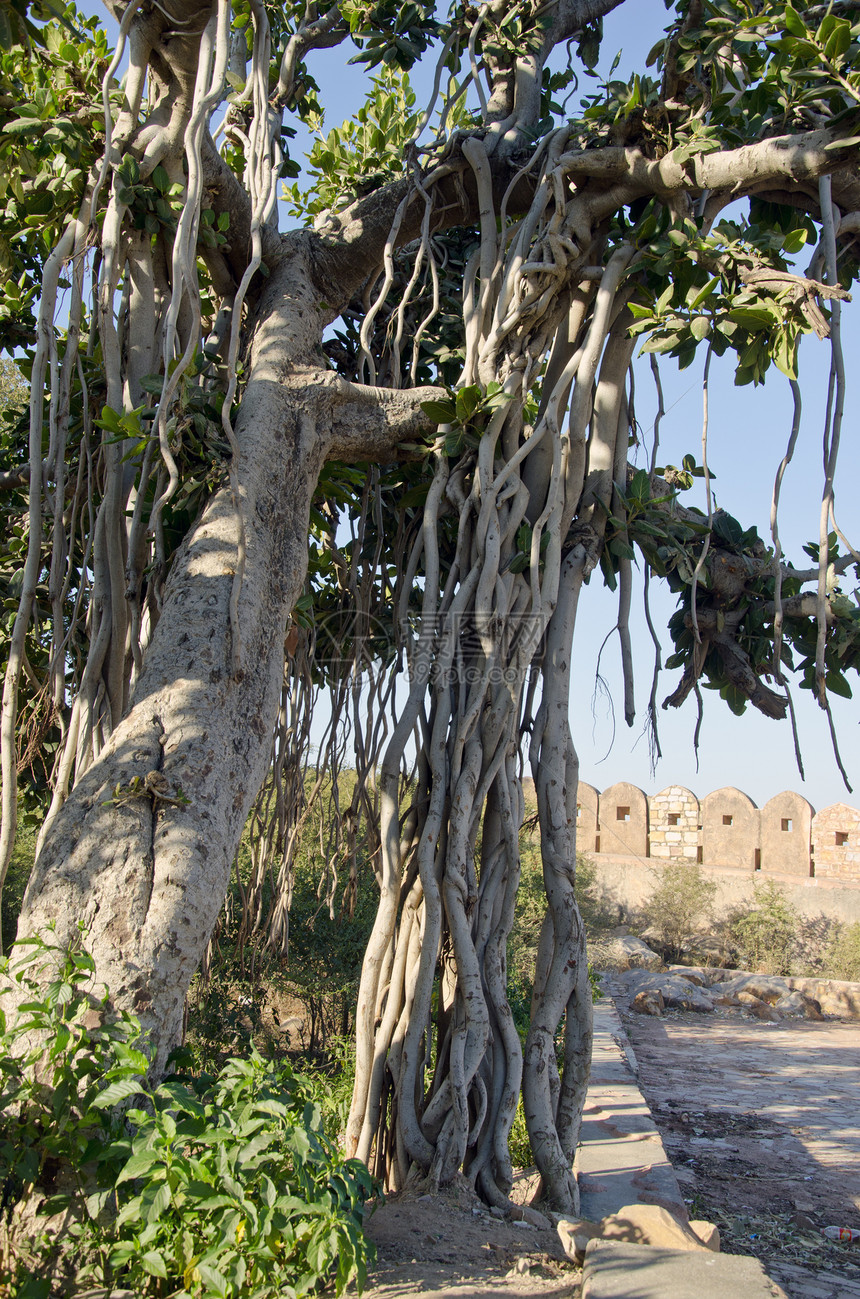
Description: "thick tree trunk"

(14, 234), (440, 1070)
(16, 270), (328, 1072)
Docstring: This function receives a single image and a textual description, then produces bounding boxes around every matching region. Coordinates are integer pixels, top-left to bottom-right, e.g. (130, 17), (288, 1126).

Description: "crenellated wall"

(565, 780), (860, 885)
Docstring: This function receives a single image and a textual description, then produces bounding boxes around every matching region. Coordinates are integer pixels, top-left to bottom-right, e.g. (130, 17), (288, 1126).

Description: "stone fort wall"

(573, 781), (860, 884)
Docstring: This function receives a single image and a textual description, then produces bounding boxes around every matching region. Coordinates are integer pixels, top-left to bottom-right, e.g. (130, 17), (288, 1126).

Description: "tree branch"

(289, 370), (444, 461)
(202, 135), (282, 288)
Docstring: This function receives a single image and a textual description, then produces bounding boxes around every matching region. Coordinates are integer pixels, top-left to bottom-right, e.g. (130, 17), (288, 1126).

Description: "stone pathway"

(611, 984), (860, 1299)
(618, 1008), (860, 1215)
(360, 993), (860, 1299)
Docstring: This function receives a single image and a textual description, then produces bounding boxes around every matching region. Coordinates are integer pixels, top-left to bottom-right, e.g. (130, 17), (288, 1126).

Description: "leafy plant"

(643, 861), (718, 963)
(730, 880), (799, 976)
(287, 66), (421, 218)
(0, 927), (375, 1298)
(823, 921), (860, 983)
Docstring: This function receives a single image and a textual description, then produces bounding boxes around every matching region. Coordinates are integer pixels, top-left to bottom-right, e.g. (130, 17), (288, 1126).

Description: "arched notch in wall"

(760, 792), (815, 877)
(599, 782), (648, 859)
(701, 787), (760, 873)
(575, 782), (600, 854)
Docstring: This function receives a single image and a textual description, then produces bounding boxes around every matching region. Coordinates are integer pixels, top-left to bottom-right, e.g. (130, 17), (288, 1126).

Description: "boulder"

(667, 965), (710, 987)
(733, 976), (788, 1004)
(631, 989), (664, 1016)
(602, 935), (665, 971)
(662, 981), (715, 1013)
(738, 995), (780, 1022)
(787, 976), (860, 1019)
(774, 991), (823, 1020)
(619, 970), (715, 1013)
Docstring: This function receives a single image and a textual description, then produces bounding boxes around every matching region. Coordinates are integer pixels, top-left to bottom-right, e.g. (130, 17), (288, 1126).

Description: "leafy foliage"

(0, 928), (375, 1298)
(824, 920), (860, 983)
(643, 861), (718, 962)
(0, 3), (108, 349)
(288, 67), (420, 217)
(730, 879), (799, 975)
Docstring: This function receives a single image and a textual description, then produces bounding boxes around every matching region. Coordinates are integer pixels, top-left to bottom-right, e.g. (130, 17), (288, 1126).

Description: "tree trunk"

(16, 269), (328, 1073)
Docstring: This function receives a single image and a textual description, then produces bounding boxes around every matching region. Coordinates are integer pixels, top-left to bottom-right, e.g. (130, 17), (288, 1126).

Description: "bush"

(186, 779), (377, 1071)
(0, 927), (375, 1299)
(730, 881), (799, 976)
(824, 920), (860, 982)
(643, 861), (718, 962)
(1, 817), (36, 955)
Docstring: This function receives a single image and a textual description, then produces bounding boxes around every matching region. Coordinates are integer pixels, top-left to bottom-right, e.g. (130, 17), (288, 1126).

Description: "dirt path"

(614, 993), (860, 1298)
(360, 1181), (581, 1299)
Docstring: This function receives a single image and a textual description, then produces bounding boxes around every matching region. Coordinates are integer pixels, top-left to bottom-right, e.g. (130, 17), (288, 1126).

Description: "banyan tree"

(2, 0), (860, 1214)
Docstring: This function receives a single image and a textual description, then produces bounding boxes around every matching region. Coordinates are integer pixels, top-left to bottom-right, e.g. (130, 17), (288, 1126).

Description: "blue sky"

(75, 0), (860, 811)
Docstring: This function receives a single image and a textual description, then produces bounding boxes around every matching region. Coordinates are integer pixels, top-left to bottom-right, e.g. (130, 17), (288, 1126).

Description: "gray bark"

(16, 238), (437, 1071)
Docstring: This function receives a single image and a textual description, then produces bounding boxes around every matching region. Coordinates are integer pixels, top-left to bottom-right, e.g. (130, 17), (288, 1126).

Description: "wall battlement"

(571, 782), (860, 884)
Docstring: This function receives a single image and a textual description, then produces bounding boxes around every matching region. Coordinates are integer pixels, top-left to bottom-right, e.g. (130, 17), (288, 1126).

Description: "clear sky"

(76, 0), (860, 811)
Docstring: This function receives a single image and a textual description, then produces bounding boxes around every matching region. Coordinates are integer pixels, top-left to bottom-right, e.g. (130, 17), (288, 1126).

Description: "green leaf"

(116, 1149), (161, 1184)
(782, 228), (808, 255)
(728, 307), (775, 331)
(197, 1263), (229, 1297)
(92, 1076), (144, 1108)
(455, 385), (481, 422)
(783, 5), (807, 38)
(825, 669), (852, 699)
(690, 315), (710, 342)
(419, 399), (456, 424)
(690, 277), (719, 309)
(599, 547), (617, 591)
(146, 1179), (171, 1223)
(824, 19), (851, 61)
(140, 1250), (168, 1279)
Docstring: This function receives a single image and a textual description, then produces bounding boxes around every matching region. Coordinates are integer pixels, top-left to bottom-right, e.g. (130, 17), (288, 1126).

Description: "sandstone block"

(689, 1220), (721, 1251)
(557, 1205), (717, 1266)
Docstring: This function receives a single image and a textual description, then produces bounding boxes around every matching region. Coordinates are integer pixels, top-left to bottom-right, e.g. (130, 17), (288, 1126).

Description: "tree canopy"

(2, 0), (860, 1214)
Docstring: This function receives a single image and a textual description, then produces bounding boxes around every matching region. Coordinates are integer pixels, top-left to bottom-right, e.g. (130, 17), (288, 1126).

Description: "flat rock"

(581, 1239), (789, 1298)
(619, 971), (714, 1013)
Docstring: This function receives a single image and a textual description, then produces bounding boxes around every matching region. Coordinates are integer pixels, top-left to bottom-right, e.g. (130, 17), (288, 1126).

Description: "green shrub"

(0, 927), (374, 1298)
(508, 1096), (532, 1169)
(823, 920), (860, 982)
(1, 818), (36, 955)
(186, 779), (377, 1071)
(731, 881), (799, 976)
(643, 861), (718, 962)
